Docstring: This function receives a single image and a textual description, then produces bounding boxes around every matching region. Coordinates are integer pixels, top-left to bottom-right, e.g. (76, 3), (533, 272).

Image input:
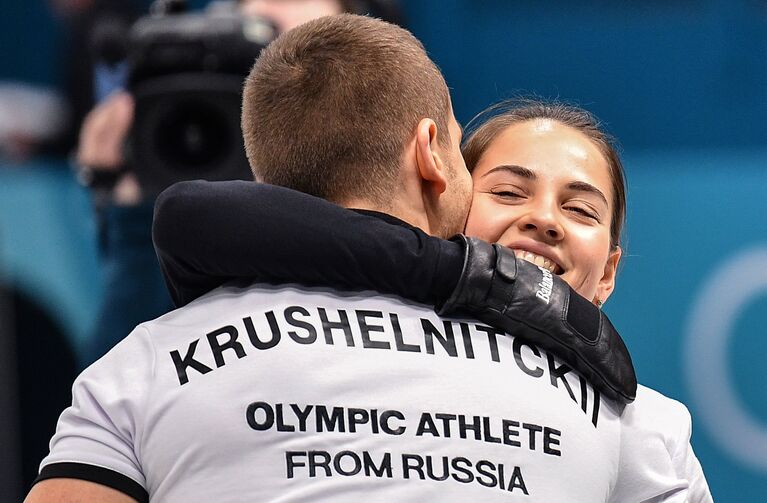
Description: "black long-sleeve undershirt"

(152, 180), (464, 308)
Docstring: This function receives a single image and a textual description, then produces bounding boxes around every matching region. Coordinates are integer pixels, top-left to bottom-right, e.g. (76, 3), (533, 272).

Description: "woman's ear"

(596, 246), (622, 304)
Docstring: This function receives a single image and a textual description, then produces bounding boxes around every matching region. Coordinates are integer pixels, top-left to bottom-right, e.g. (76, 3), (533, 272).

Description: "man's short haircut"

(242, 14), (451, 204)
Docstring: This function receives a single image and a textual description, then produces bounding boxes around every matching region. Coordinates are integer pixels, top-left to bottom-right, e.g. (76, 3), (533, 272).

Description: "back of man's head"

(241, 14), (451, 206)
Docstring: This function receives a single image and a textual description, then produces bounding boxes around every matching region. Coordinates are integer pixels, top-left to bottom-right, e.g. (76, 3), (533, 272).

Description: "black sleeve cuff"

(34, 462), (148, 503)
(432, 235), (464, 300)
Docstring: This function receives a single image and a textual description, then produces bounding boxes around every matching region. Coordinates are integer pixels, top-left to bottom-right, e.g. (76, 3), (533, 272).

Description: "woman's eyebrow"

(568, 181), (609, 207)
(481, 164), (536, 179)
(481, 166), (609, 206)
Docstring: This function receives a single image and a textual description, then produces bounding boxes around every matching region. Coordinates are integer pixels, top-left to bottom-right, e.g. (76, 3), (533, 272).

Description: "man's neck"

(340, 198), (431, 234)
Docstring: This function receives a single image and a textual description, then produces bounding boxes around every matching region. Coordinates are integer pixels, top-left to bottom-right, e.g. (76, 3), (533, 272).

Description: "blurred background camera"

(92, 0), (276, 195)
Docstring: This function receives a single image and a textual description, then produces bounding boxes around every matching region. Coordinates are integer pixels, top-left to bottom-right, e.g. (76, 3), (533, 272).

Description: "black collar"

(350, 209), (419, 230)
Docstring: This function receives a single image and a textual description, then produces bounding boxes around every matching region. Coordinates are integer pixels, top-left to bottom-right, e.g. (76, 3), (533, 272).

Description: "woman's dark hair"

(462, 98), (627, 249)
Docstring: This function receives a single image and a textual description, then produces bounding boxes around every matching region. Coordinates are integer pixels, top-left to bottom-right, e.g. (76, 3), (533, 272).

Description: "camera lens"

(129, 73), (252, 194)
(154, 100), (232, 171)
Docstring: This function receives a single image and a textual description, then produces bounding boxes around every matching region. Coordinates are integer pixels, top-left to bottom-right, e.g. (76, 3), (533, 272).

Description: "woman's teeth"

(513, 250), (559, 274)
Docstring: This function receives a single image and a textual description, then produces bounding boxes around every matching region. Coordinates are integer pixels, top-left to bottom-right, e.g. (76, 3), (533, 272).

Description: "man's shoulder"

(136, 281), (445, 352)
(151, 281), (437, 323)
(634, 384), (689, 413)
(623, 384), (692, 433)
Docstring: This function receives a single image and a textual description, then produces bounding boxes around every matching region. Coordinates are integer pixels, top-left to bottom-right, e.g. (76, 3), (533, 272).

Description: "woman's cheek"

(465, 198), (499, 241)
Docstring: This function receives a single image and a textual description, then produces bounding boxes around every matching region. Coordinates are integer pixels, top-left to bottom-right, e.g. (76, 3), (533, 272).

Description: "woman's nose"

(517, 204), (564, 242)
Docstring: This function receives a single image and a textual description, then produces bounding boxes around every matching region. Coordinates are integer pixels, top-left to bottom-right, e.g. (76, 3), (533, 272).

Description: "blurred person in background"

(50, 0), (150, 154)
(76, 0), (403, 364)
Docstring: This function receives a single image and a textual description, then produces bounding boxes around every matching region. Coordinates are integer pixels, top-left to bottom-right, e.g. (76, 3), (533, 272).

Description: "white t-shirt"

(37, 283), (708, 502)
(610, 385), (712, 502)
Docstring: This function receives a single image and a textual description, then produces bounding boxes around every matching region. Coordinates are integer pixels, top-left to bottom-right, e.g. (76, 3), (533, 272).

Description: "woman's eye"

(490, 189), (523, 199)
(566, 206), (599, 220)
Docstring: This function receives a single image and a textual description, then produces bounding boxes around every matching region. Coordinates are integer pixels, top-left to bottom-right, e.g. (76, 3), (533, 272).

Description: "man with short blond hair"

(241, 14), (469, 231)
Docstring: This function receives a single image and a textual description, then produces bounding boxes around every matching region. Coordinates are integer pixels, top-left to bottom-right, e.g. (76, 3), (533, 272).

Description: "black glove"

(437, 236), (637, 405)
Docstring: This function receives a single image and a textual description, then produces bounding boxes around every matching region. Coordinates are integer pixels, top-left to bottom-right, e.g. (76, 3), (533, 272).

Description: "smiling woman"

(462, 101), (626, 306)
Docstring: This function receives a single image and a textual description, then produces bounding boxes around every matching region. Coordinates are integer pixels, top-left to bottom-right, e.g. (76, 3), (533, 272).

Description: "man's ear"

(414, 118), (448, 195)
(596, 246), (622, 304)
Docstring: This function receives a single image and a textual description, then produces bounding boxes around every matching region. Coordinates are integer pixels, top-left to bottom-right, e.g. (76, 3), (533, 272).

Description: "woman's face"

(465, 119), (621, 304)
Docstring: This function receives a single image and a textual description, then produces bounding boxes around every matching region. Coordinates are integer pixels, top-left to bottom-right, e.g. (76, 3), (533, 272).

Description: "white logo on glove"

(536, 267), (553, 304)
